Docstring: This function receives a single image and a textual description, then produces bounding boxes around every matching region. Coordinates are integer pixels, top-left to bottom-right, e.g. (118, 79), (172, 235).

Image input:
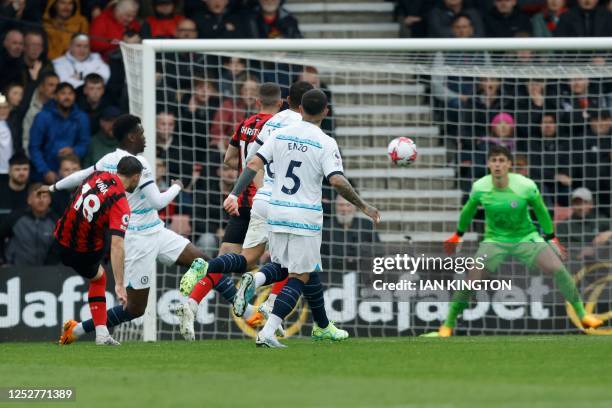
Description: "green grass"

(1, 337), (611, 408)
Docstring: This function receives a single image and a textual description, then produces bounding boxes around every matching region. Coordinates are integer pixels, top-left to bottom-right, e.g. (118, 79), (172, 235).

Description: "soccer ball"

(387, 137), (417, 167)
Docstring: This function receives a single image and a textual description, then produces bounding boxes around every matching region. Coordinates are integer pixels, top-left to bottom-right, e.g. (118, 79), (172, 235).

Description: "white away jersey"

(95, 149), (162, 233)
(251, 109), (302, 202)
(257, 121), (344, 236)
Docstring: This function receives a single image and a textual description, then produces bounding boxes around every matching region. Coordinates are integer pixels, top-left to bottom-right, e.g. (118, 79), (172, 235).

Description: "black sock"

(82, 305), (136, 333)
(207, 253), (247, 274)
(271, 277), (304, 319)
(303, 272), (329, 329)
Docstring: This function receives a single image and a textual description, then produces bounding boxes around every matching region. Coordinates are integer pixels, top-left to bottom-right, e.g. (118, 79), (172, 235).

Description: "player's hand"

(115, 284), (127, 306)
(223, 194), (240, 216)
(549, 237), (567, 261)
(171, 179), (184, 190)
(362, 204), (380, 224)
(36, 184), (52, 196)
(444, 233), (462, 255)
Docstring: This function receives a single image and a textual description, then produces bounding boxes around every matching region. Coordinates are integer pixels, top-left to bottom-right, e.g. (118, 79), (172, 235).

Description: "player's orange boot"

(245, 312), (264, 328)
(59, 320), (78, 345)
(438, 325), (454, 337)
(581, 314), (604, 330)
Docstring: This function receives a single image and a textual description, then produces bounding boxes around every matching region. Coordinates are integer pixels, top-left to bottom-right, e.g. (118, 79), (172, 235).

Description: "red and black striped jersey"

(54, 171), (131, 253)
(229, 112), (274, 208)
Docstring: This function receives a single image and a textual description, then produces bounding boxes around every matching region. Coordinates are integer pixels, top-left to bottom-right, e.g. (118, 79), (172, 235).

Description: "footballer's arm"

(223, 144), (240, 170)
(223, 155), (265, 215)
(37, 166), (95, 194)
(141, 179), (183, 210)
(329, 173), (380, 224)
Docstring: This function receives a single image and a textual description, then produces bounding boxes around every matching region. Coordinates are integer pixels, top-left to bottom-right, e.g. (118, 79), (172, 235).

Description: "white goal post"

(121, 38), (612, 341)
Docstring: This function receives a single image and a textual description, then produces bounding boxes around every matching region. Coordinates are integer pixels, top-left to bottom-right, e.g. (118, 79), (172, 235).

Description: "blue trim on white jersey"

(257, 191), (272, 196)
(275, 135), (323, 149)
(270, 199), (322, 212)
(132, 208), (155, 215)
(127, 219), (162, 231)
(266, 122), (283, 128)
(267, 219), (321, 231)
(101, 164), (117, 170)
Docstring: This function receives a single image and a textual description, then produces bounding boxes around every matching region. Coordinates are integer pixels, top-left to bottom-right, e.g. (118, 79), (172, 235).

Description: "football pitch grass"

(1, 336), (611, 408)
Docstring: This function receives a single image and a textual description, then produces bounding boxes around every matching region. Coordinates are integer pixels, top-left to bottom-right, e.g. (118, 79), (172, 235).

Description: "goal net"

(119, 39), (612, 340)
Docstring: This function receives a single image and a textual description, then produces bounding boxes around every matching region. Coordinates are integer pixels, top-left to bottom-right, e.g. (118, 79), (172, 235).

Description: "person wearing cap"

(141, 0), (185, 39)
(52, 33), (110, 89)
(557, 187), (612, 260)
(82, 106), (121, 168)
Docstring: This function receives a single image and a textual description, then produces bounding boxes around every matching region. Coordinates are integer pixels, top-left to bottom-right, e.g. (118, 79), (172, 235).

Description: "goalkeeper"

(427, 145), (603, 337)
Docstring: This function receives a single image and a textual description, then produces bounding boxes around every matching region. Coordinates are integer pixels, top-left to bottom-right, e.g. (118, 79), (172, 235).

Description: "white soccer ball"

(387, 137), (417, 167)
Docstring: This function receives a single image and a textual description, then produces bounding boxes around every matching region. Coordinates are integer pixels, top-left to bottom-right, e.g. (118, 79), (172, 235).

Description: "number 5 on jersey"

(281, 160), (302, 195)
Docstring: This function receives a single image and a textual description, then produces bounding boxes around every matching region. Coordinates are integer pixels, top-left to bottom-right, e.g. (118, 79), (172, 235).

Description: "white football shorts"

(269, 232), (322, 274)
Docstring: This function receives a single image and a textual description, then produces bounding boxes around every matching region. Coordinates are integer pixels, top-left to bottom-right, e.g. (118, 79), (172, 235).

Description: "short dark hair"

(113, 114), (141, 142)
(55, 82), (75, 94)
(9, 151), (29, 166)
(259, 82), (281, 107)
(28, 182), (43, 197)
(84, 73), (104, 85)
(301, 89), (328, 116)
(488, 145), (513, 162)
(452, 13), (473, 26)
(117, 156), (143, 177)
(288, 80), (314, 109)
(40, 71), (59, 85)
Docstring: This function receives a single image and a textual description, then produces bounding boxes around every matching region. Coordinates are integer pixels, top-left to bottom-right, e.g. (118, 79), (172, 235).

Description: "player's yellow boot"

(59, 320), (78, 345)
(581, 314), (604, 330)
(420, 325), (454, 337)
(245, 312), (264, 328)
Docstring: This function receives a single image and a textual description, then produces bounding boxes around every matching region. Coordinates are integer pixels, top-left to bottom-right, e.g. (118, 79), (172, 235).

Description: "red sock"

(271, 277), (288, 295)
(88, 271), (107, 327)
(189, 273), (222, 303)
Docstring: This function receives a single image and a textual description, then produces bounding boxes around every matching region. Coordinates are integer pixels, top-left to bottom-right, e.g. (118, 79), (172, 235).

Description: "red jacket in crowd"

(90, 6), (141, 60)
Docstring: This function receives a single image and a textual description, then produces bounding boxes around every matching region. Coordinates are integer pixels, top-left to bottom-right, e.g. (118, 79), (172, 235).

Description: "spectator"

(0, 29), (25, 92)
(465, 77), (510, 139)
(156, 110), (197, 184)
(0, 0), (45, 33)
(484, 0), (532, 37)
(472, 112), (517, 179)
(0, 182), (58, 266)
(245, 0), (302, 39)
(513, 153), (530, 177)
(42, 0), (89, 60)
(557, 187), (612, 260)
(5, 83), (23, 110)
(106, 29), (141, 111)
(0, 94), (15, 174)
(50, 152), (80, 215)
(77, 73), (111, 134)
(219, 57), (247, 97)
(297, 66), (335, 136)
(53, 33), (111, 89)
(0, 152), (30, 223)
(4, 83), (24, 146)
(192, 0), (247, 39)
(427, 0), (485, 38)
(395, 0), (433, 38)
(574, 110), (612, 213)
(532, 0), (568, 37)
(322, 195), (381, 273)
(28, 82), (90, 184)
(141, 0), (184, 39)
(555, 0), (612, 37)
(515, 79), (547, 140)
(22, 71), (59, 150)
(529, 113), (572, 206)
(90, 0), (141, 60)
(162, 19), (208, 93)
(22, 30), (52, 87)
(194, 162), (237, 255)
(559, 76), (601, 136)
(180, 78), (221, 142)
(210, 73), (259, 151)
(432, 14), (490, 141)
(82, 105), (120, 167)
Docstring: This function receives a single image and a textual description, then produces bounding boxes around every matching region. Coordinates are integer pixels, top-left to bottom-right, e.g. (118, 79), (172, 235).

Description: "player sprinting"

(224, 89), (380, 347)
(424, 145), (603, 337)
(39, 114), (241, 343)
(53, 156), (142, 345)
(177, 81), (314, 340)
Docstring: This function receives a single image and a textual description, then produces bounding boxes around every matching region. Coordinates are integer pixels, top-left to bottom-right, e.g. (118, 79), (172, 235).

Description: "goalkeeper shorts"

(475, 231), (548, 273)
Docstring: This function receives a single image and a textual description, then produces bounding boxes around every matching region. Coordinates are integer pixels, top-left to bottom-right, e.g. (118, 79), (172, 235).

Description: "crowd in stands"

(0, 0), (609, 267)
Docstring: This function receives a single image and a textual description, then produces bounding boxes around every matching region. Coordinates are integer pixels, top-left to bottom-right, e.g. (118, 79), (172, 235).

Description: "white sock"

(187, 298), (198, 314)
(73, 323), (85, 337)
(95, 325), (109, 337)
(254, 272), (267, 288)
(243, 304), (256, 320)
(259, 313), (283, 338)
(265, 294), (277, 308)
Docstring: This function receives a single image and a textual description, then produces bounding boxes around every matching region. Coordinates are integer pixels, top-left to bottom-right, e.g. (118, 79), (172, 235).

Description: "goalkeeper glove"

(545, 234), (567, 260)
(444, 232), (463, 255)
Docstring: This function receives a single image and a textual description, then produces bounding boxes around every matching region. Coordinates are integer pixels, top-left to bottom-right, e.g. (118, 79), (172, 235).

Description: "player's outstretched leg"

(234, 262), (288, 317)
(421, 289), (474, 338)
(304, 272), (348, 341)
(179, 258), (209, 297)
